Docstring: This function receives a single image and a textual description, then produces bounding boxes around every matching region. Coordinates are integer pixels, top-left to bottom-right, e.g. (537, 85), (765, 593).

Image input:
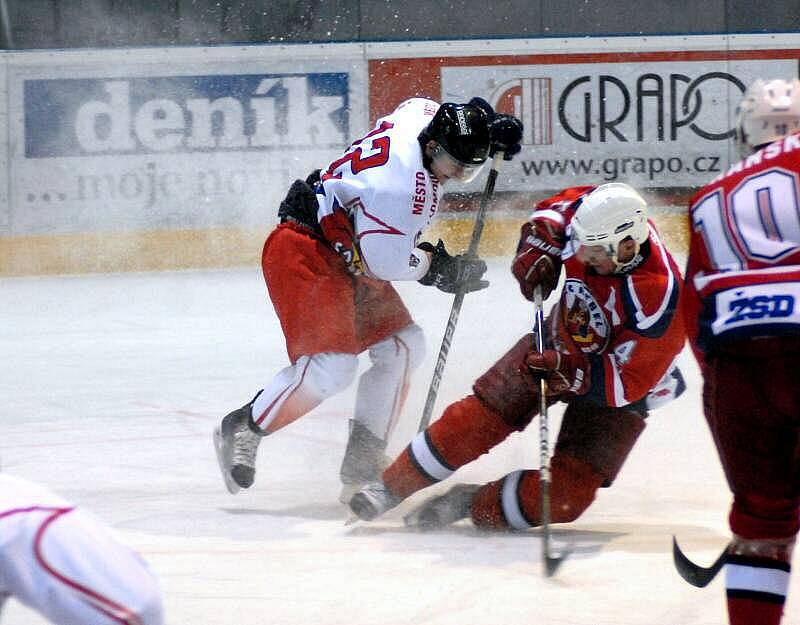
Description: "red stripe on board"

(368, 48), (800, 123)
(369, 58), (443, 125)
(421, 48), (800, 65)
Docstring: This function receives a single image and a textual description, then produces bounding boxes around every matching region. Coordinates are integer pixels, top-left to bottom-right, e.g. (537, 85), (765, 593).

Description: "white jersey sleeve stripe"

(627, 227), (678, 331)
(533, 209), (565, 227)
(606, 349), (628, 407)
(693, 263), (800, 291)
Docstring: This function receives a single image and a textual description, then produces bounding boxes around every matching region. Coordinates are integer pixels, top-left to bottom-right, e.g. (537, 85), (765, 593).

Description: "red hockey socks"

(726, 554), (789, 625)
(471, 453), (603, 530)
(725, 497), (797, 625)
(383, 395), (514, 499)
(725, 536), (794, 625)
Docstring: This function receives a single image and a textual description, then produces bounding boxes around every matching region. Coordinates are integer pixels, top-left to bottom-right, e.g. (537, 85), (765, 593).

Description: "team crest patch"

(562, 278), (610, 353)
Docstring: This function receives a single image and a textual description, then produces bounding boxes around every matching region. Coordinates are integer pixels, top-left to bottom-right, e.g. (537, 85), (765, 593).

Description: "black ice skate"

(348, 480), (402, 521)
(338, 420), (391, 504)
(403, 484), (480, 529)
(213, 401), (264, 494)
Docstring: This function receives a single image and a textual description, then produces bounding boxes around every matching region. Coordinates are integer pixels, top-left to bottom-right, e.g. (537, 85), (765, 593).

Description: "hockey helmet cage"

(572, 183), (649, 270)
(425, 102), (491, 166)
(736, 78), (800, 157)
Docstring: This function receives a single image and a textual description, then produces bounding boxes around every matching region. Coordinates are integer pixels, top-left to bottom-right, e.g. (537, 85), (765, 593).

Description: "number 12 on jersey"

(323, 121), (395, 179)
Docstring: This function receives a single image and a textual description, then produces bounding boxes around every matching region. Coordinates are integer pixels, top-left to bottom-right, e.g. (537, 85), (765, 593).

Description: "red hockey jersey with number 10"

(529, 186), (685, 408)
(684, 132), (800, 358)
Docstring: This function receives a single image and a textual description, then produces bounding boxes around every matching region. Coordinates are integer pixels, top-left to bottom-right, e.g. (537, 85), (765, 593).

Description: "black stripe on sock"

(407, 441), (439, 483)
(727, 553), (791, 573)
(727, 589), (786, 605)
(497, 475), (510, 528)
(423, 430), (457, 472)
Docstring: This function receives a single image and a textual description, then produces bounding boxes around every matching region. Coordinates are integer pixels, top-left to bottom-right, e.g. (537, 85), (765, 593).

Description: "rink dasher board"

(0, 34), (793, 275)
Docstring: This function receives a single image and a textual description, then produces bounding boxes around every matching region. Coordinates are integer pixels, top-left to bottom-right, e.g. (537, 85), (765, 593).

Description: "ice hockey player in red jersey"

(683, 78), (800, 625)
(349, 182), (686, 530)
(213, 96), (523, 502)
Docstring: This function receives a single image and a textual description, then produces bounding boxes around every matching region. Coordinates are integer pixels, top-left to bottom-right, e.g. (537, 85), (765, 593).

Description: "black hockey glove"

(417, 239), (489, 294)
(490, 114), (523, 160)
(468, 96), (495, 120)
(277, 169), (322, 233)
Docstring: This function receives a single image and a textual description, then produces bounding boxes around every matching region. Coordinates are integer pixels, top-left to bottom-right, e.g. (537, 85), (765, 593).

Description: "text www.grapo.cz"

(521, 154), (723, 181)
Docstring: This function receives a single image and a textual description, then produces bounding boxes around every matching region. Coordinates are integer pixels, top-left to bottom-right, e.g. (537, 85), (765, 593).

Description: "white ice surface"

(0, 259), (785, 625)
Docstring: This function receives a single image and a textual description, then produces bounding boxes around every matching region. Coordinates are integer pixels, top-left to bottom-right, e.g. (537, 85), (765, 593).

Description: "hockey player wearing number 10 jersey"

(213, 96), (523, 502)
(350, 182), (686, 529)
(683, 79), (800, 625)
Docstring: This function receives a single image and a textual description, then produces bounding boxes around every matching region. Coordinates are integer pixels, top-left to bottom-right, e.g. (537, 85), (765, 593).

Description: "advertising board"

(2, 37), (800, 273)
(368, 48), (800, 192)
(6, 48), (367, 236)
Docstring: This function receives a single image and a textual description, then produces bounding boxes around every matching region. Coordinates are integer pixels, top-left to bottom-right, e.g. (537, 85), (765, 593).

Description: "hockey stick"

(533, 285), (566, 577)
(672, 537), (728, 587)
(417, 152), (505, 432)
(0, 0), (12, 49)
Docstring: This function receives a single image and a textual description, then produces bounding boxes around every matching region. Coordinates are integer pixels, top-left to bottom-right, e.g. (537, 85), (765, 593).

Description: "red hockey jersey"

(528, 186), (685, 408)
(684, 133), (800, 358)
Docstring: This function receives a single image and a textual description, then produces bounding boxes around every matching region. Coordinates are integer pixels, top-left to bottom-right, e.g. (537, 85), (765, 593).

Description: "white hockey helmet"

(571, 183), (649, 271)
(736, 78), (800, 157)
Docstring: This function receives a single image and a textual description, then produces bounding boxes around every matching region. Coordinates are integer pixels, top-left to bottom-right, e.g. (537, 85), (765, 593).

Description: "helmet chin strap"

(429, 144), (446, 161)
(425, 143), (449, 178)
(418, 135), (434, 173)
(611, 240), (641, 273)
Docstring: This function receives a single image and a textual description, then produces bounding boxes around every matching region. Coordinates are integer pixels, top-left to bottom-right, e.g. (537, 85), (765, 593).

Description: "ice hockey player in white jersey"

(0, 473), (163, 625)
(214, 96), (523, 502)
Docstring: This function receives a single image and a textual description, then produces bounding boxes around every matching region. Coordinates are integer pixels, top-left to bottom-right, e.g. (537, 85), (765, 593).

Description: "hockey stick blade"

(672, 536), (727, 588)
(344, 513), (360, 527)
(545, 551), (568, 577)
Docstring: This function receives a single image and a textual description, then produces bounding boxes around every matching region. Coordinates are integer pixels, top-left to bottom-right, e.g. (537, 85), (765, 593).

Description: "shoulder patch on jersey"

(562, 278), (611, 353)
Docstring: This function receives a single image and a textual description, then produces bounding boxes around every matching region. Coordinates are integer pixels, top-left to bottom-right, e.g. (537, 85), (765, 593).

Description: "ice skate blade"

(213, 427), (241, 495)
(344, 513), (361, 527)
(338, 483), (361, 506)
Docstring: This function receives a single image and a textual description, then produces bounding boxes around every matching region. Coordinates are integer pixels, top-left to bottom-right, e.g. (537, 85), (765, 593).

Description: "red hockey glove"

(511, 220), (564, 300)
(525, 349), (590, 397)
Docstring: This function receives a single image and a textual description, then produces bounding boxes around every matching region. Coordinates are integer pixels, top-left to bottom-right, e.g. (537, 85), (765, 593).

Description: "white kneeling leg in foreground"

(0, 474), (163, 625)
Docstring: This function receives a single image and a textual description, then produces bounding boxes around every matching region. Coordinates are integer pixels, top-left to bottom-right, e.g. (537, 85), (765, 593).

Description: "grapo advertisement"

(368, 48), (800, 194)
(8, 51), (366, 235)
(444, 58), (798, 192)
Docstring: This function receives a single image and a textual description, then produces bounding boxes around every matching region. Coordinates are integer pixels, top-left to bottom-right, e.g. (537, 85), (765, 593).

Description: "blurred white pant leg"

(354, 323), (426, 442)
(252, 353), (359, 432)
(0, 506), (162, 625)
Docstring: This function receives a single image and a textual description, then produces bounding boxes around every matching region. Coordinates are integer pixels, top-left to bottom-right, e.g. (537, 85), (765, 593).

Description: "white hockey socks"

(251, 353), (358, 434)
(353, 323), (425, 442)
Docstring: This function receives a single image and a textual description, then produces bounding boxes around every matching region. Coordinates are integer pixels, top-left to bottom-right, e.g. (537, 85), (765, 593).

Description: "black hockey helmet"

(424, 102), (491, 166)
